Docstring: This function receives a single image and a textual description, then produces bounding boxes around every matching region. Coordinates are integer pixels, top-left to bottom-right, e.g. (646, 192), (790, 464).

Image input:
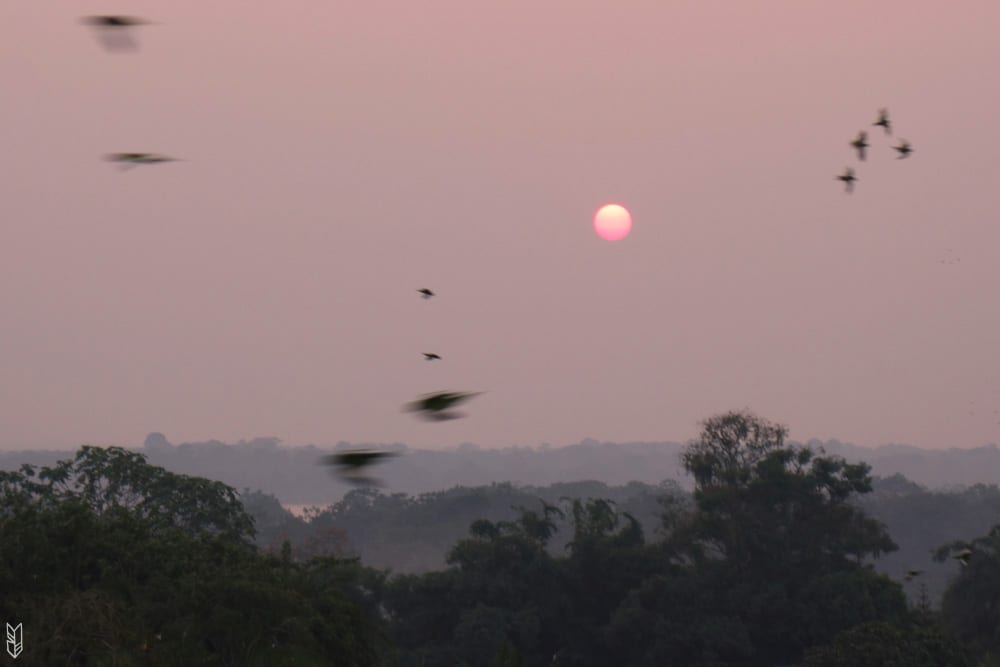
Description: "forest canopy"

(1, 412), (995, 665)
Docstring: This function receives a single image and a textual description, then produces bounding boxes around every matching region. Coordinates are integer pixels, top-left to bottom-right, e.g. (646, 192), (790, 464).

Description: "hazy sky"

(4, 1), (1000, 451)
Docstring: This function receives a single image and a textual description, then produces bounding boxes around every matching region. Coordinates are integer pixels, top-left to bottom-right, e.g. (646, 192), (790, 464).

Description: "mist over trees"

(3, 412), (1000, 664)
(5, 431), (1000, 504)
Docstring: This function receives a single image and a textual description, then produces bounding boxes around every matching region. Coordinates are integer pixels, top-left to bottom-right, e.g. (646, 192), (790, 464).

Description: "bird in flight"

(893, 140), (913, 159)
(873, 108), (892, 135)
(417, 288), (435, 299)
(321, 450), (398, 486)
(955, 548), (973, 567)
(836, 167), (857, 193)
(81, 16), (151, 51)
(105, 153), (180, 170)
(850, 131), (869, 161)
(904, 569), (923, 582)
(405, 391), (483, 421)
(423, 353), (442, 361)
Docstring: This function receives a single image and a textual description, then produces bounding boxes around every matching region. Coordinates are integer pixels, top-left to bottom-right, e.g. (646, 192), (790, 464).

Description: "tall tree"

(612, 411), (905, 665)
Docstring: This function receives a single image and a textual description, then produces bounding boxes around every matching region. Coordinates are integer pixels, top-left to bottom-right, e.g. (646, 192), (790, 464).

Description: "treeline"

(243, 479), (686, 573)
(3, 412), (1000, 665)
(7, 431), (1000, 503)
(243, 471), (1000, 609)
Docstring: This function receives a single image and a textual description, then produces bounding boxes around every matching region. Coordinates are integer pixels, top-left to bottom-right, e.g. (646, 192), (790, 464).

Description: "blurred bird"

(321, 450), (398, 486)
(105, 153), (180, 170)
(417, 288), (435, 299)
(850, 131), (869, 161)
(836, 167), (857, 193)
(405, 391), (483, 421)
(423, 353), (442, 361)
(873, 108), (892, 135)
(904, 569), (923, 582)
(955, 548), (973, 567)
(81, 16), (151, 51)
(893, 140), (913, 159)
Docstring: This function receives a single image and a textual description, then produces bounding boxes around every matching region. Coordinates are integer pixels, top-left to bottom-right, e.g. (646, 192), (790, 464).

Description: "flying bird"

(836, 167), (857, 193)
(417, 288), (435, 299)
(405, 391), (483, 421)
(423, 353), (442, 361)
(105, 153), (180, 170)
(321, 450), (398, 486)
(893, 140), (913, 159)
(81, 16), (150, 51)
(955, 548), (973, 567)
(904, 569), (924, 582)
(873, 108), (892, 135)
(850, 131), (869, 161)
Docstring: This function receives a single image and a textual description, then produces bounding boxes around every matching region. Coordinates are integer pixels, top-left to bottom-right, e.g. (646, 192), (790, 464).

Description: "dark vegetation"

(2, 411), (998, 665)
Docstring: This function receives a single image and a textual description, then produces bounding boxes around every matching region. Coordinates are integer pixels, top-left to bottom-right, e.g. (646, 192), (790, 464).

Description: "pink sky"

(3, 1), (1000, 451)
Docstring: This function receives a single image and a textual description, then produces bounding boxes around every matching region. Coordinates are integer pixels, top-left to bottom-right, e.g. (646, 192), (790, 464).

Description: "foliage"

(613, 411), (905, 665)
(7, 412), (997, 665)
(936, 524), (1000, 660)
(0, 446), (389, 665)
(803, 619), (973, 666)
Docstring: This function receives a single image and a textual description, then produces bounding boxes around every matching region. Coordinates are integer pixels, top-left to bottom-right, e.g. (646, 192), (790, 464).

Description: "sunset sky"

(3, 1), (1000, 451)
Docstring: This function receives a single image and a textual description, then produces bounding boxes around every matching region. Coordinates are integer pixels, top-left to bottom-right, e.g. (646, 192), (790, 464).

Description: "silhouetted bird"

(904, 569), (924, 582)
(873, 108), (892, 135)
(423, 353), (441, 361)
(81, 16), (150, 51)
(850, 131), (869, 161)
(955, 548), (973, 567)
(837, 167), (857, 193)
(321, 450), (398, 486)
(417, 288), (435, 299)
(893, 140), (913, 159)
(405, 391), (482, 421)
(105, 153), (179, 169)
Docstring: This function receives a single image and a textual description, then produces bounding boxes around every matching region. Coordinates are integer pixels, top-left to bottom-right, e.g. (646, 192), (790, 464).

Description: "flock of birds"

(836, 108), (913, 193)
(404, 288), (483, 421)
(80, 15), (481, 485)
(326, 288), (486, 483)
(81, 16), (181, 168)
(78, 19), (984, 579)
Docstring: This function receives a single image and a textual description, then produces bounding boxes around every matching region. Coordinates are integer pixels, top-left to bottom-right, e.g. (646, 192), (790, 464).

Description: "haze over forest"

(6, 416), (1000, 664)
(3, 432), (999, 504)
(6, 428), (1000, 611)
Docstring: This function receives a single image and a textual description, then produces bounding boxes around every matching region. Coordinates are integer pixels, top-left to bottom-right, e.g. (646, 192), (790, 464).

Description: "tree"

(0, 446), (389, 665)
(557, 498), (654, 665)
(0, 445), (254, 540)
(678, 411), (896, 567)
(385, 502), (569, 666)
(615, 411), (905, 665)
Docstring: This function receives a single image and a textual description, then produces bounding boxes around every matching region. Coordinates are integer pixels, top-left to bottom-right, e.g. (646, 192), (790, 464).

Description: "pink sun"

(593, 204), (632, 241)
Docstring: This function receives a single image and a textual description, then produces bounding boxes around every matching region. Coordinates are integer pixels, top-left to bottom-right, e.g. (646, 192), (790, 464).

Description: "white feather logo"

(6, 622), (22, 659)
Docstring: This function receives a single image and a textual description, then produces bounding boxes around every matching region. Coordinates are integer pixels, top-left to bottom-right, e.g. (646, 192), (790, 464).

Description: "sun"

(593, 204), (632, 241)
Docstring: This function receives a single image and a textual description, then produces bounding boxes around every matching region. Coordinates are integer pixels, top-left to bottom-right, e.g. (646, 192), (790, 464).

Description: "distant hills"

(2, 432), (999, 504)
